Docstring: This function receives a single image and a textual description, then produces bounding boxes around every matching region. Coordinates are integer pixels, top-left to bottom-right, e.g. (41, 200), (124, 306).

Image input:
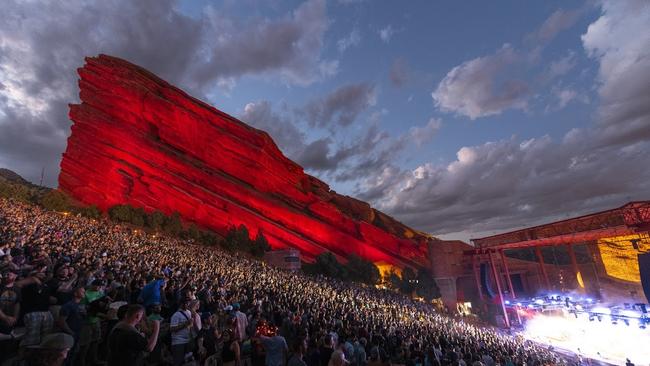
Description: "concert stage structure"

(466, 201), (650, 328)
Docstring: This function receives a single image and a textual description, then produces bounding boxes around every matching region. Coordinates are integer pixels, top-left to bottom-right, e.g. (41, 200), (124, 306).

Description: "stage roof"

(470, 201), (650, 251)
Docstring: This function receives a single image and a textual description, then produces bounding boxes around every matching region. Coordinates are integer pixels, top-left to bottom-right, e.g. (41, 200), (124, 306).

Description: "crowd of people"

(0, 197), (570, 366)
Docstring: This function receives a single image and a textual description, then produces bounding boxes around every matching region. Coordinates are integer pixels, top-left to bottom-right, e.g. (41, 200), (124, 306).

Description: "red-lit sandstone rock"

(59, 54), (433, 268)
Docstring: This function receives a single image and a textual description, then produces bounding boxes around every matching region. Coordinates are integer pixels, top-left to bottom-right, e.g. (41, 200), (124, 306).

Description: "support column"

(567, 244), (583, 290)
(500, 249), (516, 299)
(473, 254), (484, 302)
(535, 246), (551, 290)
(489, 250), (510, 328)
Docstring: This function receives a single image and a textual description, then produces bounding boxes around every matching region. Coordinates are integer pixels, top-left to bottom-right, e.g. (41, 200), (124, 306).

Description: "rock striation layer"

(60, 55), (433, 267)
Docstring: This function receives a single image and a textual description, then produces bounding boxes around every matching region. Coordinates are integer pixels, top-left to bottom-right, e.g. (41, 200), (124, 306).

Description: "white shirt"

(171, 309), (192, 345)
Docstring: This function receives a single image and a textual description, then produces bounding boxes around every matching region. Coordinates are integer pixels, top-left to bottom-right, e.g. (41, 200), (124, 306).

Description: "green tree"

(146, 210), (167, 230)
(200, 231), (220, 246)
(164, 211), (183, 236)
(307, 252), (347, 279)
(387, 270), (402, 290)
(77, 205), (102, 219)
(130, 206), (147, 227)
(108, 204), (132, 222)
(415, 267), (441, 301)
(250, 230), (271, 257)
(40, 189), (73, 212)
(399, 267), (417, 294)
(346, 254), (380, 285)
(223, 225), (250, 251)
(183, 223), (202, 242)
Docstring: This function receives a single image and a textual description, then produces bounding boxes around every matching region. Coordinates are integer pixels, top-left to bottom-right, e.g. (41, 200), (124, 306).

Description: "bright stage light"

(592, 307), (611, 315)
(523, 313), (650, 364)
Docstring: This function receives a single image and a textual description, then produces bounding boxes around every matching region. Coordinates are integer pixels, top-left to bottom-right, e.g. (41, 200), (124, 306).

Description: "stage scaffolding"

(466, 201), (650, 328)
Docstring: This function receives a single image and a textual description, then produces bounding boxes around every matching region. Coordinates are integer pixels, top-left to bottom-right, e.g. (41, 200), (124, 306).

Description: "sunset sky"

(1, 0), (649, 241)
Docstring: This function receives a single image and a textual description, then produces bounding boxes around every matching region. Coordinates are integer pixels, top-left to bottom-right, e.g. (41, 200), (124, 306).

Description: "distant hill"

(0, 168), (32, 185)
(0, 168), (51, 198)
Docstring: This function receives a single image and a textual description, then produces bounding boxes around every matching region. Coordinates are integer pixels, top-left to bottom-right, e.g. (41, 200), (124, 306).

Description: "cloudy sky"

(1, 0), (649, 242)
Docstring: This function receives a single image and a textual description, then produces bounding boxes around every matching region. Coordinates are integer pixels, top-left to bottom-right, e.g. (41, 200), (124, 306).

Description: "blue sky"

(1, 0), (649, 242)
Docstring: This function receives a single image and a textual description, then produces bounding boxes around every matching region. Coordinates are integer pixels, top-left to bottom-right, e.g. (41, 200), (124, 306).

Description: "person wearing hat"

(15, 332), (75, 366)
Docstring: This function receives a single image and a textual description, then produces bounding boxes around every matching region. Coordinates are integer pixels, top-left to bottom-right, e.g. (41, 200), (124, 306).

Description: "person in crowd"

(288, 338), (308, 366)
(233, 302), (248, 341)
(197, 314), (219, 364)
(107, 304), (160, 366)
(0, 268), (21, 362)
(20, 332), (75, 366)
(319, 334), (335, 366)
(329, 342), (350, 366)
(257, 328), (288, 366)
(170, 300), (195, 365)
(20, 268), (54, 348)
(352, 338), (367, 366)
(222, 328), (241, 366)
(140, 276), (166, 308)
(57, 285), (86, 365)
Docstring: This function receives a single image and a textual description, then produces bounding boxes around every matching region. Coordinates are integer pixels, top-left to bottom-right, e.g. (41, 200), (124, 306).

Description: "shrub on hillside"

(250, 230), (271, 258)
(164, 212), (183, 236)
(346, 254), (380, 286)
(108, 204), (134, 222)
(77, 205), (102, 219)
(0, 181), (32, 203)
(146, 210), (167, 230)
(39, 189), (73, 212)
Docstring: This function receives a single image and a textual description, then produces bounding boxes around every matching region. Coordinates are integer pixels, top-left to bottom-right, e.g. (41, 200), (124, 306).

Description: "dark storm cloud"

(368, 135), (650, 236)
(0, 0), (331, 186)
(193, 0), (335, 87)
(297, 124), (391, 174)
(302, 83), (376, 128)
(295, 138), (338, 171)
(240, 101), (306, 158)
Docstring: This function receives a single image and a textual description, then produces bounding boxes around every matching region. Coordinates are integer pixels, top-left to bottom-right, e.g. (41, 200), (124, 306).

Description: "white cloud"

(432, 44), (529, 119)
(337, 28), (361, 52)
(379, 25), (395, 43)
(409, 118), (442, 147)
(546, 50), (577, 80)
(582, 0), (650, 146)
(370, 134), (650, 236)
(535, 8), (583, 43)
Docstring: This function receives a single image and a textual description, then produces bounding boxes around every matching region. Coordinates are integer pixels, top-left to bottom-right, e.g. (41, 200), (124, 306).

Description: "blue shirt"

(140, 279), (164, 307)
(261, 335), (288, 366)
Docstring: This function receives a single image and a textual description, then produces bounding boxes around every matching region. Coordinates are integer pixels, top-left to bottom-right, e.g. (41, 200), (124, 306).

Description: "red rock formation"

(59, 54), (433, 268)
